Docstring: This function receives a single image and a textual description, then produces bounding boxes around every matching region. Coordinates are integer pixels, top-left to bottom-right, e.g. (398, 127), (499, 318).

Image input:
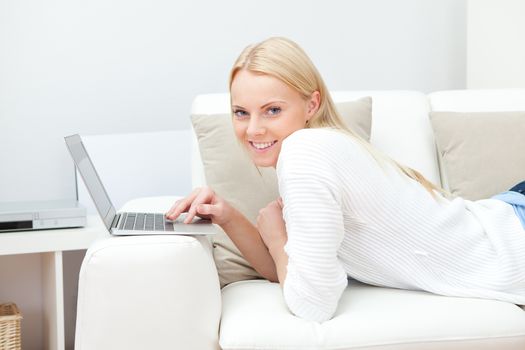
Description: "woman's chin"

(253, 160), (275, 168)
(251, 156), (276, 168)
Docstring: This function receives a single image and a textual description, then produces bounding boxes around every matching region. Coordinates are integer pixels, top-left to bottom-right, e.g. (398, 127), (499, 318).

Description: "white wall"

(0, 0), (466, 204)
(0, 1), (466, 349)
(467, 0), (525, 88)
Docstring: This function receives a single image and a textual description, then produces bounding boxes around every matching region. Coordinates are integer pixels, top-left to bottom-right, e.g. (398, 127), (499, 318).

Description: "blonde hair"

(229, 37), (445, 198)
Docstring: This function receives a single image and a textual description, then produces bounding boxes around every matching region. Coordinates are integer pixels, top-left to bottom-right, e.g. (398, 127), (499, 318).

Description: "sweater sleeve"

(277, 130), (348, 323)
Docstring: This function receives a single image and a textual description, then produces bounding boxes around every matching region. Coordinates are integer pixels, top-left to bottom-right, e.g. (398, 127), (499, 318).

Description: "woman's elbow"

(283, 284), (345, 322)
(286, 297), (338, 323)
(282, 265), (348, 322)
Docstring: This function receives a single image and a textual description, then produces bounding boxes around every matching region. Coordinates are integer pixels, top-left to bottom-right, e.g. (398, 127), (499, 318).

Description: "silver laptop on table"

(64, 134), (217, 236)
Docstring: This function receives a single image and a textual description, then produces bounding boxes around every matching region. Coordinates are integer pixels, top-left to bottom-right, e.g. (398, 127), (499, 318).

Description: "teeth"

(252, 141), (275, 149)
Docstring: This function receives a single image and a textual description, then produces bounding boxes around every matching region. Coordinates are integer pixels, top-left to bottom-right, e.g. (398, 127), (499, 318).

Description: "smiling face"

(230, 69), (319, 168)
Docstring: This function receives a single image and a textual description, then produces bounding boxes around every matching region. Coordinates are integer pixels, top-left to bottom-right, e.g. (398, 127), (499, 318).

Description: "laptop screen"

(65, 134), (115, 230)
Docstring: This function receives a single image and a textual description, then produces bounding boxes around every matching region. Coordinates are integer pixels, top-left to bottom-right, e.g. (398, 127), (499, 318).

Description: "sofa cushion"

(430, 111), (525, 200)
(220, 280), (525, 350)
(191, 97), (372, 287)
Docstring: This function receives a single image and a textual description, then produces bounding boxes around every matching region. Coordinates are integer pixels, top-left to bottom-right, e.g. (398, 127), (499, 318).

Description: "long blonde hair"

(229, 37), (445, 197)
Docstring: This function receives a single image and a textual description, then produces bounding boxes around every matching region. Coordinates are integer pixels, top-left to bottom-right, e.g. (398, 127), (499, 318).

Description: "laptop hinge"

(110, 214), (121, 229)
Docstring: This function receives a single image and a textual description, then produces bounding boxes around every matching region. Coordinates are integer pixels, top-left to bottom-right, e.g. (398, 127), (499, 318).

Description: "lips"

(249, 140), (278, 152)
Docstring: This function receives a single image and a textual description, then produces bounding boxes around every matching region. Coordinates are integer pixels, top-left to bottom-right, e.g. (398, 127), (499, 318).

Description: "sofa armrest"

(75, 197), (221, 350)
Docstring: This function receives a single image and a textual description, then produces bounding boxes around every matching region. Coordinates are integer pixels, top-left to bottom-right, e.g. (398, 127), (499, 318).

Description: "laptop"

(64, 134), (217, 236)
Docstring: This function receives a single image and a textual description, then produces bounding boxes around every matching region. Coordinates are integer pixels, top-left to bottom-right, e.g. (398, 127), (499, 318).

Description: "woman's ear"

(306, 91), (321, 120)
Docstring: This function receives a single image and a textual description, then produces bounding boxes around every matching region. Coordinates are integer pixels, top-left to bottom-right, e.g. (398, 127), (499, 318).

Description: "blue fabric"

(508, 180), (525, 194)
(492, 190), (525, 230)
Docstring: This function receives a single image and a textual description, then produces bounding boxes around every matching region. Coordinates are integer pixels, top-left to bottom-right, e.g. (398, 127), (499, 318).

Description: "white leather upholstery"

(76, 90), (525, 350)
(429, 89), (525, 112)
(331, 91), (439, 185)
(75, 197), (221, 350)
(220, 280), (525, 350)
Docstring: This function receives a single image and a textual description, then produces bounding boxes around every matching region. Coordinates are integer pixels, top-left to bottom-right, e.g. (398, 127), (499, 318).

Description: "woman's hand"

(257, 197), (289, 284)
(257, 197), (287, 253)
(165, 186), (232, 225)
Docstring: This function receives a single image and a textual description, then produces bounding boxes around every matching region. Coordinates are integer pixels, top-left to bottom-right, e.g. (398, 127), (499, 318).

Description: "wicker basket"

(0, 303), (22, 350)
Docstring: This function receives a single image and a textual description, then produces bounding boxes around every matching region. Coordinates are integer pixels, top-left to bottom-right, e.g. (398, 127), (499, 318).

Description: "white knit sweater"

(276, 128), (525, 323)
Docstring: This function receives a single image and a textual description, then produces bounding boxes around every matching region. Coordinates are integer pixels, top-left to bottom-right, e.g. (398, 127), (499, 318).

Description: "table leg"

(42, 251), (65, 350)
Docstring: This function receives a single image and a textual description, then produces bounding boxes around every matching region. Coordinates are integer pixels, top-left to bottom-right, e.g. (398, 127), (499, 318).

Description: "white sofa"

(75, 90), (525, 350)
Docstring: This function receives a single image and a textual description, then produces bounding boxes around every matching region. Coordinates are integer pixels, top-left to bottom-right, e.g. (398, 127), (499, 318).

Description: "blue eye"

(233, 110), (248, 119)
(267, 107), (281, 116)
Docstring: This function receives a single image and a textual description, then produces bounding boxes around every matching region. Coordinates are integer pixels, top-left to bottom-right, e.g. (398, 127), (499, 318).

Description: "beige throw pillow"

(430, 111), (525, 200)
(192, 97), (372, 287)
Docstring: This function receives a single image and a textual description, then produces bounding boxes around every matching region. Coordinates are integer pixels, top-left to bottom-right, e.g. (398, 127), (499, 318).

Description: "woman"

(166, 37), (525, 323)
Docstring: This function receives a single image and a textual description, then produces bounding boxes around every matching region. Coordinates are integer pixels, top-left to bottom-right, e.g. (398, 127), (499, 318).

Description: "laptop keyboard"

(118, 212), (174, 231)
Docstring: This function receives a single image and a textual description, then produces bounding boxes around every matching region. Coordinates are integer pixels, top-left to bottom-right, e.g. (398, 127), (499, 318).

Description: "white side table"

(0, 215), (109, 350)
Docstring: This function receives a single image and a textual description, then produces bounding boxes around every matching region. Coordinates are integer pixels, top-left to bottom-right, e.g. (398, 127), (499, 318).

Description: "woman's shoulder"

(282, 127), (350, 150)
(285, 127), (345, 139)
(277, 127), (361, 173)
(276, 129), (342, 184)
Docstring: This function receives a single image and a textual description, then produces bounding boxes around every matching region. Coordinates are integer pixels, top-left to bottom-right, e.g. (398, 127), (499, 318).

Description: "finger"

(269, 201), (280, 210)
(184, 188), (214, 224)
(196, 203), (215, 216)
(277, 197), (283, 208)
(165, 199), (182, 215)
(194, 203), (222, 221)
(165, 189), (200, 219)
(256, 212), (264, 226)
(166, 199), (190, 219)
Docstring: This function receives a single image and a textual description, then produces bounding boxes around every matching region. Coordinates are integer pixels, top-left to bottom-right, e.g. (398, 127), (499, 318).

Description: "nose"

(246, 117), (266, 137)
